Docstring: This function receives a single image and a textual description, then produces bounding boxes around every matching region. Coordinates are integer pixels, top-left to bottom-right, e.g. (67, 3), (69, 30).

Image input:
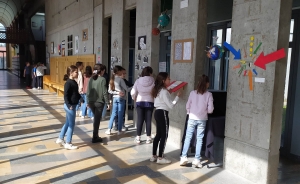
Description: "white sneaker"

(192, 159), (203, 168)
(150, 156), (157, 162)
(180, 157), (189, 166)
(55, 138), (65, 145)
(79, 111), (82, 117)
(32, 88), (37, 90)
(64, 143), (78, 150)
(157, 157), (172, 164)
(80, 116), (85, 119)
(146, 137), (152, 144)
(134, 136), (141, 144)
(105, 129), (111, 135)
(91, 117), (94, 120)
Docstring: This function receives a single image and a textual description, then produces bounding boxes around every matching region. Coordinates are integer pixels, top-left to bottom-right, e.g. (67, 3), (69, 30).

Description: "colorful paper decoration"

(233, 64), (241, 69)
(223, 42), (241, 59)
(253, 69), (258, 76)
(249, 36), (254, 57)
(254, 48), (286, 70)
(206, 45), (224, 60)
(248, 70), (253, 91)
(158, 12), (170, 28)
(254, 42), (262, 54)
(152, 28), (160, 35)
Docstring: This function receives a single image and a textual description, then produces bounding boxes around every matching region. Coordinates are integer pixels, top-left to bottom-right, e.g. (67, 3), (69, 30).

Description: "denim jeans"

(181, 119), (207, 160)
(76, 94), (84, 111)
(59, 103), (77, 143)
(81, 94), (94, 118)
(108, 97), (125, 131)
(102, 103), (107, 118)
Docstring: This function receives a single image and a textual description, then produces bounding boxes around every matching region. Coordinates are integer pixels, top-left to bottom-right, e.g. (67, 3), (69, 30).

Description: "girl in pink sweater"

(131, 67), (155, 144)
(180, 75), (214, 168)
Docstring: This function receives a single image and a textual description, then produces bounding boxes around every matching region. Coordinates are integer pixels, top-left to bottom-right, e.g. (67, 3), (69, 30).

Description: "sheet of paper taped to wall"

(255, 77), (265, 83)
(167, 81), (183, 90)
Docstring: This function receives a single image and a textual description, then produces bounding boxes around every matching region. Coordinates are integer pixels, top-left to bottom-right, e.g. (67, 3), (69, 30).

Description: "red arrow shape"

(254, 48), (286, 70)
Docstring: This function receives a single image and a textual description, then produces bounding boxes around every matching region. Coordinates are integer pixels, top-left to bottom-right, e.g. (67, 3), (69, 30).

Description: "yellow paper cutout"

(250, 42), (254, 47)
(250, 36), (254, 41)
(240, 60), (246, 64)
(249, 48), (253, 52)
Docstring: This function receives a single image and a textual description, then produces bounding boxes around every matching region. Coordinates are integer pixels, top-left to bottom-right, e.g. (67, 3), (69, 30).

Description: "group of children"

(23, 62), (47, 89)
(56, 63), (214, 168)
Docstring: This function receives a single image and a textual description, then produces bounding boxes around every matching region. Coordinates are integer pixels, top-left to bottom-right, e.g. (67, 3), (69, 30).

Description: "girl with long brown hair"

(180, 75), (214, 168)
(150, 72), (182, 164)
(56, 65), (81, 150)
(86, 64), (109, 143)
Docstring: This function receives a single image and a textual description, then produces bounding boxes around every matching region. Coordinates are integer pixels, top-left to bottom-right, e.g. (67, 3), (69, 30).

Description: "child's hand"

(119, 91), (125, 97)
(177, 89), (182, 97)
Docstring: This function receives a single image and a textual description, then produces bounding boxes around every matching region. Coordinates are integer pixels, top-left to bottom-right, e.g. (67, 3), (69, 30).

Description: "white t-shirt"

(36, 66), (47, 76)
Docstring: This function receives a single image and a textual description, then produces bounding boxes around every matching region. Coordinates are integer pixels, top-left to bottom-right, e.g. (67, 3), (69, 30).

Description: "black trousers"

(136, 106), (154, 136)
(152, 109), (169, 157)
(25, 74), (31, 87)
(89, 102), (104, 138)
(37, 76), (43, 88)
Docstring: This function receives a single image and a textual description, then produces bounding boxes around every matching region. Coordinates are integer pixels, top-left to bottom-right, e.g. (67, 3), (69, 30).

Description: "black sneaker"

(92, 137), (103, 143)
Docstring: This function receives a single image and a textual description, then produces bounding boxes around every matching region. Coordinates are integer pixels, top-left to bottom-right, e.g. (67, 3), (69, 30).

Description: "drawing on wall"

(82, 29), (88, 41)
(58, 44), (61, 55)
(143, 55), (148, 63)
(183, 41), (192, 60)
(51, 42), (54, 54)
(137, 53), (141, 61)
(113, 39), (118, 49)
(62, 48), (65, 56)
(135, 63), (140, 70)
(83, 46), (86, 52)
(138, 36), (146, 50)
(98, 46), (101, 54)
(75, 36), (79, 54)
(111, 56), (117, 70)
(61, 40), (65, 46)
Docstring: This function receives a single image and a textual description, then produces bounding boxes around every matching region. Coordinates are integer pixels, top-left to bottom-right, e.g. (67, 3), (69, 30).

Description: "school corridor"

(0, 70), (259, 184)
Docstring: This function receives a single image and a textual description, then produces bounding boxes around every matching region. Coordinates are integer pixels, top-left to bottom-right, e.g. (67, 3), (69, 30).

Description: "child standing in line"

(105, 65), (131, 135)
(56, 65), (81, 150)
(23, 62), (31, 89)
(180, 75), (214, 168)
(86, 64), (109, 143)
(150, 72), (182, 164)
(113, 68), (133, 131)
(75, 62), (84, 117)
(81, 66), (94, 119)
(36, 63), (47, 90)
(32, 64), (37, 90)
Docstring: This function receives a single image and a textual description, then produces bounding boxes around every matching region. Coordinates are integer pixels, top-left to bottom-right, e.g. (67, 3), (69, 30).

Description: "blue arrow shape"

(223, 42), (241, 60)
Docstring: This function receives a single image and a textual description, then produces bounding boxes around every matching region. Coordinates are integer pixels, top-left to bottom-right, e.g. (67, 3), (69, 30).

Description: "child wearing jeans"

(105, 65), (131, 135)
(56, 65), (81, 150)
(81, 66), (94, 119)
(150, 72), (182, 164)
(180, 75), (214, 168)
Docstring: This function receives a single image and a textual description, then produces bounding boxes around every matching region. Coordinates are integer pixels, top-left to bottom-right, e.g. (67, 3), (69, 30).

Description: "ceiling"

(0, 0), (25, 27)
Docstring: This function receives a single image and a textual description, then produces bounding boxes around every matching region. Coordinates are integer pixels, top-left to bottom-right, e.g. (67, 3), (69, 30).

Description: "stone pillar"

(224, 0), (292, 183)
(94, 1), (109, 66)
(133, 0), (160, 129)
(164, 0), (207, 147)
(111, 0), (130, 69)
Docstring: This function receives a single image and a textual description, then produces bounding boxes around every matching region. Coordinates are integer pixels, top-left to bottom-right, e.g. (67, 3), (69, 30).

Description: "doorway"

(281, 10), (300, 161)
(159, 31), (171, 73)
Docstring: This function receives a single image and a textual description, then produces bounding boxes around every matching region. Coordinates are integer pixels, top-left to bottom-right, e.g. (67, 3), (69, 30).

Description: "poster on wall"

(173, 38), (194, 63)
(75, 36), (79, 54)
(51, 42), (54, 54)
(138, 36), (146, 50)
(62, 48), (65, 56)
(82, 29), (88, 41)
(58, 44), (61, 55)
(159, 62), (167, 72)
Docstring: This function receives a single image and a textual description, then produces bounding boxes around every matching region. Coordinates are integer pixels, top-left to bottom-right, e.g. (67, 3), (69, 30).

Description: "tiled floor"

(0, 71), (299, 184)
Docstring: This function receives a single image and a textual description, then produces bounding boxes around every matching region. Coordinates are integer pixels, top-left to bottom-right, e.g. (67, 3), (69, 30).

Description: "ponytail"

(63, 65), (78, 81)
(109, 65), (124, 91)
(92, 64), (106, 80)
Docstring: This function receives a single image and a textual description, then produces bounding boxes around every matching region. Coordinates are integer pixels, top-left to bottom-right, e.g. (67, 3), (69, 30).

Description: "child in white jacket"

(36, 63), (47, 90)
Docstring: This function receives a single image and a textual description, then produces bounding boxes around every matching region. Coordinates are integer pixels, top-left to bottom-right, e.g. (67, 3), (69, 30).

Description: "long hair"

(141, 66), (153, 77)
(109, 65), (124, 91)
(84, 66), (93, 78)
(76, 61), (83, 68)
(196, 75), (209, 94)
(63, 65), (78, 81)
(92, 64), (106, 80)
(151, 72), (169, 98)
